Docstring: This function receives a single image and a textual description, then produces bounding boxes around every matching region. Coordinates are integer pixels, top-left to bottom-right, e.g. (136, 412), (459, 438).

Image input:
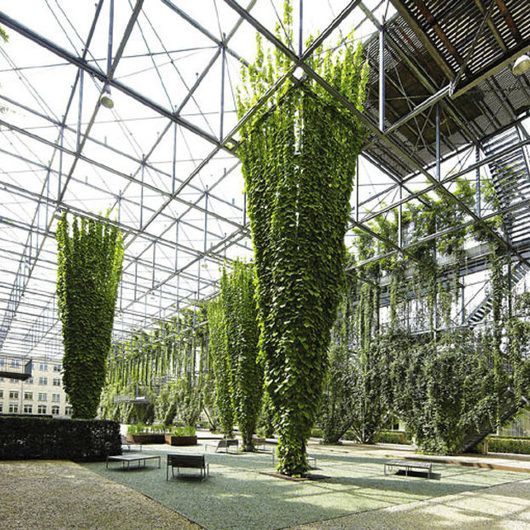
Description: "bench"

(384, 459), (433, 478)
(166, 453), (209, 480)
(252, 436), (267, 451)
(121, 434), (142, 452)
(106, 454), (160, 470)
(215, 438), (239, 454)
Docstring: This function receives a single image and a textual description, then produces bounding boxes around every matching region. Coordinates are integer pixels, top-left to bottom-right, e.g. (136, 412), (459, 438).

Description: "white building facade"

(0, 356), (72, 417)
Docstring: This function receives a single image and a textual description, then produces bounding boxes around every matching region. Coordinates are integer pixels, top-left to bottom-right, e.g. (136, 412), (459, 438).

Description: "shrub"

(375, 431), (411, 445)
(168, 426), (196, 437)
(127, 423), (166, 434)
(0, 416), (120, 461)
(127, 422), (147, 435)
(487, 436), (530, 455)
(310, 427), (323, 438)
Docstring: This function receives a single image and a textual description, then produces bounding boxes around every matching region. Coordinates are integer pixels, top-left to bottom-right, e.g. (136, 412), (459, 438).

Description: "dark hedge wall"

(0, 416), (121, 461)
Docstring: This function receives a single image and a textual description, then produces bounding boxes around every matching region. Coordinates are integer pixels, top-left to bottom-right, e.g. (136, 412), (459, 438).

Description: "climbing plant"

(101, 306), (208, 427)
(56, 213), (124, 419)
(220, 261), (263, 451)
(237, 1), (369, 475)
(207, 297), (234, 436)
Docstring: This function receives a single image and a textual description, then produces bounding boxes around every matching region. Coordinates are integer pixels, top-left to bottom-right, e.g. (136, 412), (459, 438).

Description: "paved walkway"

(0, 460), (200, 530)
(305, 439), (530, 474)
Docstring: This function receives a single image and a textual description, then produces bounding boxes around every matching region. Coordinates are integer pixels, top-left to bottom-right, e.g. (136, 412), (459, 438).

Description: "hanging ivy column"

(207, 297), (234, 436)
(57, 213), (124, 419)
(220, 261), (263, 451)
(237, 4), (368, 475)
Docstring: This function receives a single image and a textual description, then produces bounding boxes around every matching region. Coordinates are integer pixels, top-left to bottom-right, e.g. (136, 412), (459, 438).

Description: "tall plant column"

(220, 261), (262, 451)
(56, 213), (124, 419)
(236, 2), (368, 475)
(207, 297), (234, 436)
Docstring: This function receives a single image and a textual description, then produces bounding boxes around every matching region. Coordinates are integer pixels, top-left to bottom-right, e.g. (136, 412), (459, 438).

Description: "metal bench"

(215, 438), (239, 453)
(252, 436), (267, 451)
(166, 453), (209, 480)
(384, 459), (433, 478)
(121, 434), (142, 452)
(106, 454), (160, 470)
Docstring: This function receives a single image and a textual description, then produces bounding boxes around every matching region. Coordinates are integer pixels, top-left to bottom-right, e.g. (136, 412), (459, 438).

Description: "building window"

(52, 378), (61, 386)
(65, 406), (73, 416)
(51, 406), (60, 415)
(38, 393), (47, 402)
(0, 390), (3, 399)
(38, 377), (48, 386)
(0, 378), (4, 382)
(9, 390), (18, 400)
(26, 377), (32, 385)
(53, 365), (61, 373)
(23, 404), (33, 414)
(0, 403), (3, 413)
(11, 359), (20, 368)
(9, 403), (18, 414)
(37, 405), (47, 414)
(24, 392), (33, 400)
(52, 394), (60, 403)
(0, 358), (4, 367)
(39, 363), (48, 372)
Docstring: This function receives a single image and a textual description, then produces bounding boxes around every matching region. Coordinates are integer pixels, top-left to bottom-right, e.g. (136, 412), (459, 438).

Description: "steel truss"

(0, 0), (528, 360)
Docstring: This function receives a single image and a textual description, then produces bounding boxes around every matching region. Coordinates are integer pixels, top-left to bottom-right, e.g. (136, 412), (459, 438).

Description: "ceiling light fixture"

(100, 86), (114, 109)
(513, 54), (530, 76)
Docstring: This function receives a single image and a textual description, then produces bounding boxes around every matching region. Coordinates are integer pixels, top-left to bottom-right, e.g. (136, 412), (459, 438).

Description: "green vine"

(57, 213), (124, 419)
(237, 1), (368, 475)
(220, 261), (263, 450)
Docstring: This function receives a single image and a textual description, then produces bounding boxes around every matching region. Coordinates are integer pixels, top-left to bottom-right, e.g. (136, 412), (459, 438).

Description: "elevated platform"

(0, 359), (32, 381)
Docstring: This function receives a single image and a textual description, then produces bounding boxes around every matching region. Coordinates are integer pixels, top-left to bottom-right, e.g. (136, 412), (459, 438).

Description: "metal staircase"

(465, 260), (530, 327)
(482, 125), (530, 248)
(460, 393), (528, 454)
(464, 126), (530, 328)
(458, 128), (530, 451)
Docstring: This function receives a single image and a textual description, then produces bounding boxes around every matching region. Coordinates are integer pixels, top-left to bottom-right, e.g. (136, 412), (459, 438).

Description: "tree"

(56, 213), (123, 419)
(236, 1), (368, 474)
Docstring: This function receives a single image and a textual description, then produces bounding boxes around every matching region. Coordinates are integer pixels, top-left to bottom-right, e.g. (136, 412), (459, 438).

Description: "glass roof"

(0, 0), (528, 360)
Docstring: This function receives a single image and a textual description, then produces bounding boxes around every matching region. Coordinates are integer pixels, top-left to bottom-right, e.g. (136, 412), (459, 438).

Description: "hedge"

(375, 431), (411, 445)
(487, 436), (530, 455)
(0, 416), (121, 461)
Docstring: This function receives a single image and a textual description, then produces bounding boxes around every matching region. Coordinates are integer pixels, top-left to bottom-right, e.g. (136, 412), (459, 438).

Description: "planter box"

(127, 433), (165, 444)
(165, 434), (198, 446)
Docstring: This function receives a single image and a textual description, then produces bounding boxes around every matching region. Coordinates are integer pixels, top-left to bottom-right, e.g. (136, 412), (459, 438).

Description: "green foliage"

(56, 213), (124, 419)
(375, 431), (411, 445)
(381, 329), (511, 454)
(154, 382), (178, 426)
(168, 425), (196, 437)
(487, 436), (530, 455)
(237, 1), (368, 476)
(220, 261), (263, 451)
(101, 306), (208, 427)
(0, 416), (120, 461)
(207, 297), (234, 436)
(128, 423), (165, 434)
(173, 376), (202, 427)
(319, 293), (357, 444)
(257, 389), (276, 438)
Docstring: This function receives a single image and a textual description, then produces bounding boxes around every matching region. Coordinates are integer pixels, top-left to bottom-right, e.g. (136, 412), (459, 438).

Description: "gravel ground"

(0, 460), (200, 530)
(291, 478), (530, 529)
(82, 445), (530, 530)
